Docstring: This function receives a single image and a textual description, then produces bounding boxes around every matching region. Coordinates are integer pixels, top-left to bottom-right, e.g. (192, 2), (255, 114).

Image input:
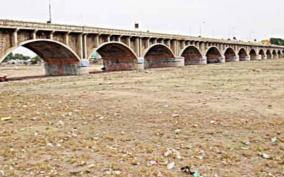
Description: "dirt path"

(0, 60), (284, 177)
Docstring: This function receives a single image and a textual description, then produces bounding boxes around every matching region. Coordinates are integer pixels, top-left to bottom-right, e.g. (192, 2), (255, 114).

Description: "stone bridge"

(0, 19), (283, 75)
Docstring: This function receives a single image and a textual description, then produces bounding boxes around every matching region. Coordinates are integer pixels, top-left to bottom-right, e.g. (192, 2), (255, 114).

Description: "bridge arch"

(180, 45), (203, 65)
(278, 50), (282, 58)
(90, 42), (138, 71)
(206, 47), (222, 64)
(224, 47), (237, 62)
(238, 48), (248, 61)
(266, 50), (272, 59)
(1, 39), (81, 75)
(249, 49), (257, 60)
(259, 49), (265, 59)
(272, 50), (277, 59)
(143, 44), (175, 69)
(1, 39), (80, 64)
(278, 50), (283, 58)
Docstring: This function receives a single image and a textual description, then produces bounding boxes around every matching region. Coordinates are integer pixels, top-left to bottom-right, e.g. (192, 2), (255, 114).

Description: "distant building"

(261, 39), (271, 45)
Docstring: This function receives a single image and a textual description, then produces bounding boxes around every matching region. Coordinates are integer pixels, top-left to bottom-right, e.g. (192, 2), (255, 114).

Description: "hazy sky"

(1, 0), (284, 55)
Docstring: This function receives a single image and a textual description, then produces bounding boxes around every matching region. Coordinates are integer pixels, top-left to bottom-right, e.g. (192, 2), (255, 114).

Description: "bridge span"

(0, 19), (283, 75)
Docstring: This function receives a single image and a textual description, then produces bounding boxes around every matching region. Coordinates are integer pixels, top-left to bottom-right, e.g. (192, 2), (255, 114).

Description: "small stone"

(0, 170), (4, 177)
(258, 152), (271, 159)
(148, 160), (157, 166)
(113, 170), (121, 175)
(193, 124), (198, 128)
(174, 129), (181, 134)
(47, 143), (54, 147)
(172, 114), (180, 118)
(56, 120), (65, 127)
(167, 161), (175, 170)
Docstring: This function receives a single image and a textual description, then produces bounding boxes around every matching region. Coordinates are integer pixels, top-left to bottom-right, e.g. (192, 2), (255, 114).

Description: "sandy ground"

(0, 60), (284, 177)
(0, 64), (104, 78)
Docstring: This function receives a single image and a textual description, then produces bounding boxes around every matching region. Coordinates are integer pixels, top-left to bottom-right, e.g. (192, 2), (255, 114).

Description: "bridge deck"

(0, 19), (282, 48)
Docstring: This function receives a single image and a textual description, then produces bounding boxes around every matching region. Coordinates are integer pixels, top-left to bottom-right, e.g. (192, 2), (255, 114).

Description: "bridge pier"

(220, 56), (226, 63)
(230, 56), (239, 62)
(199, 56), (207, 64)
(235, 56), (240, 62)
(175, 57), (185, 67)
(256, 54), (262, 60)
(137, 57), (145, 71)
(44, 63), (80, 76)
(139, 57), (184, 70)
(244, 56), (250, 61)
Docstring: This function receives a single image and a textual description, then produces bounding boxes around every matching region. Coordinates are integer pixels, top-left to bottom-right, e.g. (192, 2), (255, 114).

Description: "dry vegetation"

(0, 60), (284, 177)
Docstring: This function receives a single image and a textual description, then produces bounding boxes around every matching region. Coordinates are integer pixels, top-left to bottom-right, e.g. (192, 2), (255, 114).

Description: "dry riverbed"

(0, 60), (284, 177)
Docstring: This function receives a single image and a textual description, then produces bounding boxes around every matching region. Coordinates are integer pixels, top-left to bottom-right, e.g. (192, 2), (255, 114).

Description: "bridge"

(0, 19), (283, 75)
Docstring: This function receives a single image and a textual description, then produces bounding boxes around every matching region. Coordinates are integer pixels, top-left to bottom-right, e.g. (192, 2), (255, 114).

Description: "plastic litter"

(1, 117), (11, 121)
(181, 166), (201, 177)
(271, 137), (278, 145)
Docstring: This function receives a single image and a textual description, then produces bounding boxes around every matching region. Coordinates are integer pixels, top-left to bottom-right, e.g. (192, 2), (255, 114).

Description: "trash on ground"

(271, 137), (278, 145)
(1, 117), (12, 121)
(258, 152), (272, 159)
(181, 166), (201, 177)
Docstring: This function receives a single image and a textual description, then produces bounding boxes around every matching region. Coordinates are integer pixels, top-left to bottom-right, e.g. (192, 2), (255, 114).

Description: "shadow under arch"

(206, 47), (222, 64)
(266, 50), (272, 59)
(272, 50), (277, 59)
(238, 48), (248, 61)
(90, 42), (138, 71)
(1, 39), (81, 75)
(224, 47), (237, 62)
(259, 49), (265, 59)
(143, 44), (176, 69)
(249, 49), (257, 60)
(180, 45), (203, 65)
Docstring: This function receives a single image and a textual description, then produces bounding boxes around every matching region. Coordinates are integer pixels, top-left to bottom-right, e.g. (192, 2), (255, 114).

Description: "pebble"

(167, 161), (175, 170)
(172, 114), (180, 118)
(0, 170), (4, 177)
(148, 160), (157, 166)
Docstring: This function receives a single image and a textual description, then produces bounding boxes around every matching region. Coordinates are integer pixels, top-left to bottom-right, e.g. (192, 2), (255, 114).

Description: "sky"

(1, 0), (283, 56)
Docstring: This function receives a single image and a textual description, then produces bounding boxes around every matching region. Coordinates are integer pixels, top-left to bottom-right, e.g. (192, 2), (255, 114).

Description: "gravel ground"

(0, 59), (284, 177)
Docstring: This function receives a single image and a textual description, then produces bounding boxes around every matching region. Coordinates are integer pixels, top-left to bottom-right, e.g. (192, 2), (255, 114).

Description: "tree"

(270, 38), (284, 46)
(31, 56), (42, 64)
(3, 53), (14, 62)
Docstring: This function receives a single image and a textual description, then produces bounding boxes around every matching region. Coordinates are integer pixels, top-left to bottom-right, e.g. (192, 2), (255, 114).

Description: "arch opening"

(272, 50), (277, 59)
(144, 44), (175, 69)
(0, 47), (44, 78)
(1, 40), (80, 76)
(181, 46), (203, 65)
(266, 50), (272, 59)
(224, 48), (236, 62)
(93, 42), (138, 72)
(249, 49), (257, 60)
(238, 48), (248, 61)
(277, 51), (281, 58)
(206, 47), (222, 64)
(259, 49), (265, 59)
